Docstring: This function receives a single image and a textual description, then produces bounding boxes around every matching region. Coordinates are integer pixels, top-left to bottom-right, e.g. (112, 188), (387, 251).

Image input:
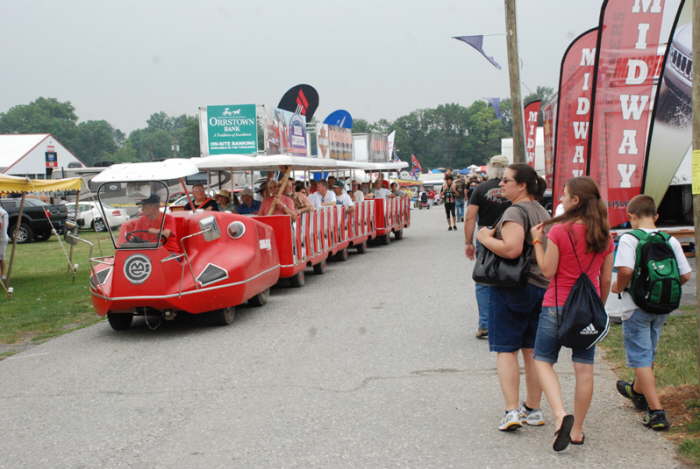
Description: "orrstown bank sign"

(202, 104), (258, 155)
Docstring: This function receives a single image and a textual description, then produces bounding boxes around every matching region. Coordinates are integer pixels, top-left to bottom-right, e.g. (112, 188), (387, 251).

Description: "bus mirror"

(199, 216), (220, 241)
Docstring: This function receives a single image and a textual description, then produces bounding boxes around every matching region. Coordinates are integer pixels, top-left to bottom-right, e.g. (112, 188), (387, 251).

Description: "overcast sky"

(1, 0), (603, 132)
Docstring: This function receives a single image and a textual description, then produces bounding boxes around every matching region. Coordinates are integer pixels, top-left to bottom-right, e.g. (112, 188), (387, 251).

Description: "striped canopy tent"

(0, 175), (83, 297)
(0, 174), (82, 193)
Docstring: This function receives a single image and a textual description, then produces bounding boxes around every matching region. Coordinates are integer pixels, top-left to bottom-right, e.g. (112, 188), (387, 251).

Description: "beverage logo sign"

(289, 113), (307, 156)
(45, 151), (58, 168)
(206, 104), (257, 155)
(124, 254), (152, 284)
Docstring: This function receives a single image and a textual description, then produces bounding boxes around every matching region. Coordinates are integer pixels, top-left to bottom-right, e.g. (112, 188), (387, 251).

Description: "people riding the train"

(236, 188), (261, 215)
(293, 181), (315, 214)
(257, 180), (298, 220)
(308, 180), (336, 209)
(333, 181), (355, 212)
(118, 194), (179, 251)
(184, 184), (219, 211)
(214, 189), (235, 212)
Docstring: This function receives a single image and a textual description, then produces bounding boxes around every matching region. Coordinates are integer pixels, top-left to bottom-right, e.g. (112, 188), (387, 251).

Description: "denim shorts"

(622, 308), (667, 368)
(488, 283), (545, 353)
(534, 306), (596, 365)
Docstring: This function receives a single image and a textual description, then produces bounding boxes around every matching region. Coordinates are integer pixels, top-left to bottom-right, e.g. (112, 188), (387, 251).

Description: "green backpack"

(628, 229), (682, 314)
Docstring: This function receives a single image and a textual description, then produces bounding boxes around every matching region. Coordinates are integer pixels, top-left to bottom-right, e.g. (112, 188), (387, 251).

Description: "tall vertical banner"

(643, 1), (690, 204)
(524, 100), (541, 167)
(587, 0), (683, 227)
(552, 28), (598, 206)
(542, 101), (557, 190)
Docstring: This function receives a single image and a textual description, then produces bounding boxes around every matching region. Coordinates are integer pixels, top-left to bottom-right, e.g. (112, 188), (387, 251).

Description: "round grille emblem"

(123, 254), (152, 284)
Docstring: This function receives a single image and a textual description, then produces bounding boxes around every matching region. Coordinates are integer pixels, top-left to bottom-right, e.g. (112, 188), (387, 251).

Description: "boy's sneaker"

(498, 409), (522, 432)
(616, 380), (648, 410)
(475, 328), (488, 339)
(643, 410), (670, 431)
(518, 403), (545, 426)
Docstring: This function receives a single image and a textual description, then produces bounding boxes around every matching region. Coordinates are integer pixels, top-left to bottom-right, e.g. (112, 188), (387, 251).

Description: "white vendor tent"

(0, 133), (85, 178)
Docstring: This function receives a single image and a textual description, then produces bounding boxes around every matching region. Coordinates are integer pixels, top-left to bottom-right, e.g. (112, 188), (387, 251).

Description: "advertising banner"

(643, 1), (690, 204)
(317, 124), (353, 160)
(278, 84), (320, 121)
(368, 132), (389, 163)
(266, 108), (307, 156)
(524, 100), (541, 167)
(552, 28), (598, 206)
(542, 100), (556, 190)
(205, 104), (257, 155)
(587, 0), (683, 227)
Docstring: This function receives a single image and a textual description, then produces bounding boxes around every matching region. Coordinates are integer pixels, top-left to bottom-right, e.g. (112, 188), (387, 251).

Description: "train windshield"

(97, 181), (170, 250)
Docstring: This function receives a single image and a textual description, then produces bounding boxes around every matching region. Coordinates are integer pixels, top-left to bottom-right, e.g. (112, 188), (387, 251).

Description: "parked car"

(0, 197), (68, 243)
(67, 201), (129, 232)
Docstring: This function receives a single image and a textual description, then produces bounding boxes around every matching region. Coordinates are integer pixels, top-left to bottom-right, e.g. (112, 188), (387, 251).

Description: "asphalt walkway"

(0, 207), (684, 468)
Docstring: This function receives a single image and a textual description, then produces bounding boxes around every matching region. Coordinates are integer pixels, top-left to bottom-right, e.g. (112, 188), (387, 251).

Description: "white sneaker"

(519, 403), (545, 426)
(498, 409), (522, 432)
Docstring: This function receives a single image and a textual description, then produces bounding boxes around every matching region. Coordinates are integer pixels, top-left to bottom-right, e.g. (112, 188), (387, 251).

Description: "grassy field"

(0, 231), (114, 345)
(601, 311), (700, 466)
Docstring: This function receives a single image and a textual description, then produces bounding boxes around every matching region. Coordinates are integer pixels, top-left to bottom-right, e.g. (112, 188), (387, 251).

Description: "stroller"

(419, 191), (429, 210)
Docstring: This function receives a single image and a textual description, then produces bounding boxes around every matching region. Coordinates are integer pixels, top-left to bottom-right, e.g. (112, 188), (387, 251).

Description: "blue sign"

(323, 109), (353, 129)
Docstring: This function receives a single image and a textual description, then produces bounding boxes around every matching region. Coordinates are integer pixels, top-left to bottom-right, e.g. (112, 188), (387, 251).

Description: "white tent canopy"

(92, 159), (200, 183)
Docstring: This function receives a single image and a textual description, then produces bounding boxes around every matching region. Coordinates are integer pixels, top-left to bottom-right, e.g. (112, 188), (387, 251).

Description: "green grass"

(603, 314), (699, 388)
(0, 231), (114, 344)
(601, 313), (700, 466)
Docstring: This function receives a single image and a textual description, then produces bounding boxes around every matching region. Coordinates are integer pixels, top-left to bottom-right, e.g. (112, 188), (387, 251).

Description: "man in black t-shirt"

(464, 155), (510, 339)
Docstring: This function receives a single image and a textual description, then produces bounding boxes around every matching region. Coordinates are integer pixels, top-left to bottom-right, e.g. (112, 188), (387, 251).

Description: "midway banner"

(587, 0), (683, 227)
(524, 100), (541, 167)
(552, 28), (598, 206)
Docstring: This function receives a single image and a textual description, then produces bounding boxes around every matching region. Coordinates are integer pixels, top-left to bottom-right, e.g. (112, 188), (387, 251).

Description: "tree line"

(0, 87), (553, 169)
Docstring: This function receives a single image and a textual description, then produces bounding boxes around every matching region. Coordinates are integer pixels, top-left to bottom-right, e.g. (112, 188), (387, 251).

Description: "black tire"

(379, 234), (391, 245)
(248, 288), (270, 307)
(107, 312), (133, 331)
(334, 247), (349, 261)
(394, 229), (403, 240)
(211, 307), (236, 326)
(11, 222), (33, 244)
(289, 270), (305, 288)
(356, 240), (367, 254)
(92, 218), (106, 232)
(313, 260), (326, 274)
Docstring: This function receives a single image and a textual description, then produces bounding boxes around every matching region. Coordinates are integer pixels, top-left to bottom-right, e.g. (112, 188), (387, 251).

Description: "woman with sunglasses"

(476, 163), (550, 433)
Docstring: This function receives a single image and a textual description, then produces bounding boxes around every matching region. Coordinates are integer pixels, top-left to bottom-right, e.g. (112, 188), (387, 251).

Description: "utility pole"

(692, 2), (700, 375)
(504, 0), (525, 163)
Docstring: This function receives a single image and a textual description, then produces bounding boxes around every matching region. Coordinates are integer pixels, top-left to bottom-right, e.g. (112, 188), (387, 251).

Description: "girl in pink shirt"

(530, 176), (614, 451)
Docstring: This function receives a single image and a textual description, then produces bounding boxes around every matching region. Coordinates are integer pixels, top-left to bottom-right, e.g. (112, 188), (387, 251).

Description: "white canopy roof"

(92, 159), (200, 183)
(193, 154), (407, 172)
(194, 154), (341, 171)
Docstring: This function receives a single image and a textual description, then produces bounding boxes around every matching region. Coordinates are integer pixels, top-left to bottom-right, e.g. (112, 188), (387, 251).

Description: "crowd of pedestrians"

(461, 157), (692, 452)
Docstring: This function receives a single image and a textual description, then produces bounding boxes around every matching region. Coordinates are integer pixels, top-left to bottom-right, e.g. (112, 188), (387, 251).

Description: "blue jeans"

(473, 238), (490, 330)
(488, 283), (545, 353)
(534, 306), (596, 365)
(475, 284), (491, 330)
(622, 309), (667, 368)
(456, 199), (465, 220)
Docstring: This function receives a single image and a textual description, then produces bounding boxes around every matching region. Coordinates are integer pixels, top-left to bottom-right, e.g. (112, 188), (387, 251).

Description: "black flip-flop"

(553, 415), (574, 452)
(570, 434), (585, 445)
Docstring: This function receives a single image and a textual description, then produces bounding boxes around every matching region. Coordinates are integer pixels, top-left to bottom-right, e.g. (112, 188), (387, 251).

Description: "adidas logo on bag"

(580, 323), (599, 336)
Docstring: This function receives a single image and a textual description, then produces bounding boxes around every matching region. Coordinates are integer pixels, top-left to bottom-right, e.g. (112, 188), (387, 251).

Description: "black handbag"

(472, 204), (532, 288)
(556, 230), (610, 350)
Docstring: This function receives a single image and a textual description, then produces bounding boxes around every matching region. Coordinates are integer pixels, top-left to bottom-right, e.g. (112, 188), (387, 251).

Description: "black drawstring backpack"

(556, 230), (609, 350)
